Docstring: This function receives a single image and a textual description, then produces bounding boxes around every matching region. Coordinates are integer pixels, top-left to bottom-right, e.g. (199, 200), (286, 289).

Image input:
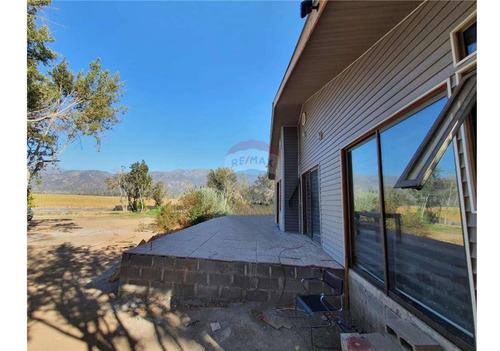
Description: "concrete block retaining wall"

(119, 253), (343, 306)
(348, 270), (463, 351)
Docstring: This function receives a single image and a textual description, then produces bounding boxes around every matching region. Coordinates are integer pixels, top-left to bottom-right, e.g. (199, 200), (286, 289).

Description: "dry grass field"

(33, 193), (158, 209)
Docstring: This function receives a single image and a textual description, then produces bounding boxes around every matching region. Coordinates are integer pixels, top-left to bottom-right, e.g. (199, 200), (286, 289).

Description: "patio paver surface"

(127, 215), (342, 269)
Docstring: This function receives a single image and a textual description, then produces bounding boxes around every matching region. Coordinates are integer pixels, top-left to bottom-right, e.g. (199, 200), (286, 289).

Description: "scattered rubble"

(210, 322), (221, 331)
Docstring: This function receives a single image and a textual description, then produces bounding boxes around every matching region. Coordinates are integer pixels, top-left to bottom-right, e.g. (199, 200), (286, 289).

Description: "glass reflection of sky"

(351, 137), (378, 177)
(380, 97), (449, 177)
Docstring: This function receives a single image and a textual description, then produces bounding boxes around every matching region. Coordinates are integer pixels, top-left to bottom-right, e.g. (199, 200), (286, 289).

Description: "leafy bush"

(179, 187), (231, 225)
(154, 202), (180, 233)
(401, 209), (430, 238)
(27, 187), (35, 210)
(354, 190), (378, 212)
(231, 201), (274, 215)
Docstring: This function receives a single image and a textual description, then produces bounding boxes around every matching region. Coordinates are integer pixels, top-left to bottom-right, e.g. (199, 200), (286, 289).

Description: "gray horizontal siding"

(298, 0), (476, 265)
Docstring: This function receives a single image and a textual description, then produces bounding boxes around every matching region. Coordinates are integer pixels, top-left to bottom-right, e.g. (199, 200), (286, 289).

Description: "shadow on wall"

(27, 243), (217, 350)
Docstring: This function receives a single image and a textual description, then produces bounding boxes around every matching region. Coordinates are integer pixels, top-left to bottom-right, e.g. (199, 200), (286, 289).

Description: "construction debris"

(262, 309), (288, 330)
(109, 266), (121, 282)
(210, 322), (221, 332)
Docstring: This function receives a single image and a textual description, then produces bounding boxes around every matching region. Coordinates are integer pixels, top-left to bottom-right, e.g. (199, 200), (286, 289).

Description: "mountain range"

(32, 168), (260, 197)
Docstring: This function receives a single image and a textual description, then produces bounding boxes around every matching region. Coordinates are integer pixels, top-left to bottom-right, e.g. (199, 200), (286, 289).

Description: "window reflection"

(463, 22), (477, 56)
(380, 97), (474, 341)
(350, 137), (384, 283)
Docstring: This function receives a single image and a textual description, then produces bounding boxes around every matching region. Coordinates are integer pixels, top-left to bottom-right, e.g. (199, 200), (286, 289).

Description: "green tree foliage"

(27, 187), (35, 210)
(151, 181), (168, 207)
(126, 161), (153, 212)
(246, 174), (274, 204)
(409, 168), (459, 224)
(105, 161), (153, 212)
(206, 167), (239, 203)
(179, 187), (231, 225)
(353, 190), (379, 212)
(27, 0), (126, 185)
(154, 202), (180, 233)
(104, 166), (128, 211)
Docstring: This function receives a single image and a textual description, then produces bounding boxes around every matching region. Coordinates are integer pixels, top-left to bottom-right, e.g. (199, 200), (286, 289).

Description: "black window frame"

(344, 90), (475, 351)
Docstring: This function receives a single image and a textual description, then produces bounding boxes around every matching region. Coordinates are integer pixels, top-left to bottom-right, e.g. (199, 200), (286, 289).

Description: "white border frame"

(455, 63), (477, 214)
(450, 10), (477, 67)
(448, 75), (477, 337)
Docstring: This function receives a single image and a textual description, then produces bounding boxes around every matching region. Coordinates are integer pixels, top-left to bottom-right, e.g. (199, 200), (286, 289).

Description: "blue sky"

(44, 1), (304, 172)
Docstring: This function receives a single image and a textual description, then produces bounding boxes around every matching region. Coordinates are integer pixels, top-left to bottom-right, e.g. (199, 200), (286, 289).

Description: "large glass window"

(348, 94), (475, 347)
(349, 137), (384, 283)
(380, 97), (474, 344)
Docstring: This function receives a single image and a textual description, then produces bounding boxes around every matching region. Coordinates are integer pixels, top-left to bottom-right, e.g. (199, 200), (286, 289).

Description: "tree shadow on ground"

(28, 218), (82, 233)
(27, 244), (224, 351)
(28, 244), (139, 350)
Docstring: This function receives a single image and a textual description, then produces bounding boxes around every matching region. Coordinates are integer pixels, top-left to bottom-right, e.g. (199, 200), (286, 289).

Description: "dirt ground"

(27, 214), (345, 350)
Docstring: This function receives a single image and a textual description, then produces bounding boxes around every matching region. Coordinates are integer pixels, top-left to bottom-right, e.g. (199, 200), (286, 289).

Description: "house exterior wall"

(275, 135), (284, 230)
(296, 0), (476, 265)
(274, 126), (301, 232)
(282, 126), (300, 232)
(274, 1), (478, 349)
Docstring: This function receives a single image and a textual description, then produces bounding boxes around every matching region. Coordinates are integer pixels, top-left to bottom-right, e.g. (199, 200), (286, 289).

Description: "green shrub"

(231, 201), (274, 215)
(179, 187), (231, 225)
(27, 187), (35, 210)
(400, 208), (430, 238)
(154, 202), (180, 233)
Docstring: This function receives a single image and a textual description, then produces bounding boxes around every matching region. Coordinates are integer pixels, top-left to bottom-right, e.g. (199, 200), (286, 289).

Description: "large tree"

(151, 181), (168, 207)
(247, 174), (274, 204)
(104, 166), (129, 211)
(126, 161), (153, 212)
(27, 0), (126, 185)
(206, 167), (239, 202)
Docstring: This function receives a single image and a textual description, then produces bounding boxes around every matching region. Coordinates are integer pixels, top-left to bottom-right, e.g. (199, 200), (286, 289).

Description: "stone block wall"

(348, 270), (463, 351)
(118, 253), (344, 306)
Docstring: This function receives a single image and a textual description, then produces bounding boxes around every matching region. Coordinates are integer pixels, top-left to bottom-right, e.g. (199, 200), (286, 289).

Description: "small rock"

(262, 310), (286, 330)
(210, 322), (221, 332)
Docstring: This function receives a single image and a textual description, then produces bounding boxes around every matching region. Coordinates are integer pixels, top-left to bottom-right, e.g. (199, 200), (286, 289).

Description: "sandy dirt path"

(28, 213), (156, 249)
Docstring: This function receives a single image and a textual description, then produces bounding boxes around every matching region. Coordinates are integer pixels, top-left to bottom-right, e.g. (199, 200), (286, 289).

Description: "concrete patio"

(127, 215), (341, 268)
(119, 215), (344, 305)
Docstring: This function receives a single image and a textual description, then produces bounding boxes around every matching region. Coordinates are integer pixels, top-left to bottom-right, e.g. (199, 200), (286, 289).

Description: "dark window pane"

(310, 169), (321, 243)
(463, 22), (477, 56)
(304, 169), (321, 243)
(349, 137), (384, 283)
(380, 98), (475, 343)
